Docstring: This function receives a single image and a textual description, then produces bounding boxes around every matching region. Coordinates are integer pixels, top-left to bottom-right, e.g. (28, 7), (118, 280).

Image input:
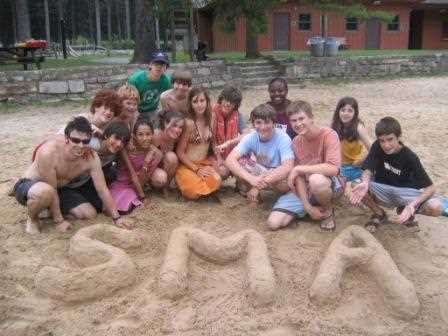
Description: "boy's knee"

(164, 152), (178, 167)
(267, 212), (289, 231)
(28, 182), (56, 206)
(308, 174), (331, 193)
(71, 204), (97, 220)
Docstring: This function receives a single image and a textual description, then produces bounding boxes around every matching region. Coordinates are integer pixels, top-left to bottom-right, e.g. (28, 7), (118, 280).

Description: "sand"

(1, 76), (448, 336)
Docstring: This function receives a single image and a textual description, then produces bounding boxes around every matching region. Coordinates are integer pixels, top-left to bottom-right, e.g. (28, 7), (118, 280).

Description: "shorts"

(369, 181), (439, 213)
(341, 164), (362, 182)
(272, 176), (344, 217)
(58, 178), (103, 215)
(14, 178), (39, 205)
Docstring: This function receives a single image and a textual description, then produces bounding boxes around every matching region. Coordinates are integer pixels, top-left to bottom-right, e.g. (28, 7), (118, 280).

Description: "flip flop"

(320, 208), (336, 232)
(365, 210), (387, 233)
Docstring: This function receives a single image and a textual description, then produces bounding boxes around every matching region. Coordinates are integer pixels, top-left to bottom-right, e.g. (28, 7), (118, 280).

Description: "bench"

(0, 47), (46, 70)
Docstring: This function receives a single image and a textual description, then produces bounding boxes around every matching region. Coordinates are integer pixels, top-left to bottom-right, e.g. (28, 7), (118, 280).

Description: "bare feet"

(55, 219), (72, 232)
(162, 187), (169, 199)
(25, 217), (40, 234)
(38, 208), (51, 219)
(247, 188), (259, 208)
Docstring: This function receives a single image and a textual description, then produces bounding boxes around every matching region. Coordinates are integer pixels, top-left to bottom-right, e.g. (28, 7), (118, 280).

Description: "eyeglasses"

(68, 136), (91, 145)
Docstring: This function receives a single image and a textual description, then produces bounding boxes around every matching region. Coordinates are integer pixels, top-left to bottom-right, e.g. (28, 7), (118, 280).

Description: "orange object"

(25, 39), (48, 49)
(175, 159), (220, 200)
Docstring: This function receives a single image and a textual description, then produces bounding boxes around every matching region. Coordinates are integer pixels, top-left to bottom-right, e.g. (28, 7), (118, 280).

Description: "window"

(346, 17), (358, 31)
(298, 14), (311, 31)
(388, 15), (400, 31)
(443, 20), (448, 39)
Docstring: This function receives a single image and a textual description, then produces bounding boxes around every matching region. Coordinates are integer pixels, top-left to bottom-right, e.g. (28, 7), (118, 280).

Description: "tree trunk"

(88, 0), (94, 41)
(245, 21), (259, 59)
(116, 0), (122, 40)
(58, 0), (64, 44)
(107, 0), (112, 41)
(170, 4), (176, 62)
(133, 0), (156, 63)
(125, 0), (131, 40)
(44, 0), (51, 42)
(95, 0), (101, 44)
(11, 0), (18, 43)
(15, 0), (31, 41)
(71, 0), (76, 40)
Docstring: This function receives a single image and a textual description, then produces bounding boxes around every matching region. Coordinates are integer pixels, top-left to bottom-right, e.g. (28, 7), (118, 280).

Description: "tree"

(95, 0), (101, 44)
(15, 0), (31, 41)
(133, 0), (157, 63)
(213, 0), (280, 58)
(300, 0), (394, 37)
(125, 0), (131, 40)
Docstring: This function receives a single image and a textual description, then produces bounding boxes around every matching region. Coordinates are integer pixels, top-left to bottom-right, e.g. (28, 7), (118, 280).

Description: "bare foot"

(25, 217), (40, 234)
(247, 187), (259, 208)
(162, 187), (169, 199)
(55, 219), (72, 232)
(115, 217), (134, 230)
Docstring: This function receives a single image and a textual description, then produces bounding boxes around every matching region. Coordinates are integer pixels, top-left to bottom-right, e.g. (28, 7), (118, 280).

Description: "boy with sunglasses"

(160, 70), (192, 115)
(13, 117), (127, 234)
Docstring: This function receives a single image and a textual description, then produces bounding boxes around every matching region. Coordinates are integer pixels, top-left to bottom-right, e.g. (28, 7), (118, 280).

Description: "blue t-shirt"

(236, 129), (294, 168)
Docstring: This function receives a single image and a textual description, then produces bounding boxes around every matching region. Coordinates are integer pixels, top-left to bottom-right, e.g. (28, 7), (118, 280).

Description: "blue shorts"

(341, 164), (362, 182)
(272, 176), (344, 217)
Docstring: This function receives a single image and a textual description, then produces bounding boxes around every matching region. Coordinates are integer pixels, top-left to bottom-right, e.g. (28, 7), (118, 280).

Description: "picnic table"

(0, 41), (47, 70)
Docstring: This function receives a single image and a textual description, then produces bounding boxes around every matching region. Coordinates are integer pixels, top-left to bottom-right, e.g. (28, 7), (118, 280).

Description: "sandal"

(396, 206), (419, 230)
(320, 208), (336, 232)
(365, 210), (387, 233)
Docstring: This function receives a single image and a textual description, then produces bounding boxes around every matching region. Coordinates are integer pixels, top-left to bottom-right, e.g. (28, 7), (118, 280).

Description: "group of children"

(13, 51), (448, 234)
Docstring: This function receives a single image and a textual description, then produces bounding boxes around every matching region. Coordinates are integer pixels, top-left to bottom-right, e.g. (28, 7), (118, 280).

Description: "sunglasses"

(68, 136), (91, 145)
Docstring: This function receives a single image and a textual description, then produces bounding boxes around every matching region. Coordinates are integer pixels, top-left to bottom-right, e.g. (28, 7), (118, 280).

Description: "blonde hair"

(117, 84), (140, 104)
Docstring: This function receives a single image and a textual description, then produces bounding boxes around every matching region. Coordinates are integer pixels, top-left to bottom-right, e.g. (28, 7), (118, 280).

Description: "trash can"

(324, 37), (340, 57)
(307, 37), (325, 57)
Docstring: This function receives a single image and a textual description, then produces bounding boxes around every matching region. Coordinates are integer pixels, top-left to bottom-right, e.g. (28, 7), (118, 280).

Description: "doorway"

(409, 10), (424, 49)
(273, 13), (290, 50)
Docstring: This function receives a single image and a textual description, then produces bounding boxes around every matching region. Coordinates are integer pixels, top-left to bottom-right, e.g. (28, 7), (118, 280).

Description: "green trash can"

(324, 37), (340, 57)
(307, 37), (325, 57)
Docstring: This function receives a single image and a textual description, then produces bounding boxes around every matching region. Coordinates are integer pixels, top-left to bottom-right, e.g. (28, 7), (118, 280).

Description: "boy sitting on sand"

(225, 104), (294, 207)
(350, 116), (448, 232)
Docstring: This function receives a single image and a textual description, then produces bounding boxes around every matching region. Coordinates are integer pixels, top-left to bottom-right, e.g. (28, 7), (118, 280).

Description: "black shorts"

(58, 178), (103, 215)
(14, 178), (39, 205)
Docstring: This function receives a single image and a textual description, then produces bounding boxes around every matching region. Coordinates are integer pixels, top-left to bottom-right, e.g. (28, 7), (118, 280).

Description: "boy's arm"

(225, 148), (260, 187)
(89, 156), (121, 222)
(263, 159), (294, 185)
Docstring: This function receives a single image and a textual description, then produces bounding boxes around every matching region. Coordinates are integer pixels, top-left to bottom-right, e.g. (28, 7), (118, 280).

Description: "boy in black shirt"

(350, 117), (447, 232)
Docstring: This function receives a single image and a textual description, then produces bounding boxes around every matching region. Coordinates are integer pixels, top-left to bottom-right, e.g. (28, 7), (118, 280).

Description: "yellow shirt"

(341, 139), (363, 165)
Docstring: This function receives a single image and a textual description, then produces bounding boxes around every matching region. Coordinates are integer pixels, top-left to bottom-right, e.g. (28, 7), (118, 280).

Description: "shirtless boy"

(160, 70), (192, 115)
(13, 117), (126, 234)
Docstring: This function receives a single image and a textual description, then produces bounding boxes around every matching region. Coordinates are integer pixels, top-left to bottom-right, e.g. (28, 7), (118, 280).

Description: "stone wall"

(284, 54), (448, 80)
(1, 55), (448, 103)
(0, 60), (239, 103)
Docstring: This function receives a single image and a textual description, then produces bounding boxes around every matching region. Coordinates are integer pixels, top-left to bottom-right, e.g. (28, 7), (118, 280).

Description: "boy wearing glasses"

(160, 70), (192, 115)
(128, 51), (172, 121)
(13, 117), (127, 234)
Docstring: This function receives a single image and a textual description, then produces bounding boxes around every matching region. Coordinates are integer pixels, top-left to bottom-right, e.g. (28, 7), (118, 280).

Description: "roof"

(192, 0), (211, 8)
(422, 0), (448, 4)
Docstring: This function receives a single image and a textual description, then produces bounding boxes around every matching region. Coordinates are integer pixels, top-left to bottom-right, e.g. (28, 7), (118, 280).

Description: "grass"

(1, 49), (447, 72)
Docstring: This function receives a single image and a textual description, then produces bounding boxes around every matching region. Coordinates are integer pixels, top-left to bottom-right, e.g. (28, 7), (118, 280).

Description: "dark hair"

(64, 116), (92, 138)
(172, 70), (192, 85)
(133, 117), (154, 135)
(188, 87), (212, 126)
(286, 100), (313, 118)
(375, 117), (402, 138)
(331, 97), (362, 142)
(268, 77), (288, 91)
(90, 89), (121, 117)
(217, 86), (242, 110)
(103, 121), (131, 146)
(250, 103), (276, 123)
(159, 111), (185, 130)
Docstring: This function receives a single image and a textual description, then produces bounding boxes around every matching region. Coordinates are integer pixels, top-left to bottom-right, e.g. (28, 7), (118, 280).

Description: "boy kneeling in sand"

(225, 104), (294, 207)
(268, 100), (344, 231)
(350, 117), (448, 233)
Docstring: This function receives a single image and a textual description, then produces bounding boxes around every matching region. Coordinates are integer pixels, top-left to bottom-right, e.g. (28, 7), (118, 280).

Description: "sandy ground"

(1, 77), (448, 336)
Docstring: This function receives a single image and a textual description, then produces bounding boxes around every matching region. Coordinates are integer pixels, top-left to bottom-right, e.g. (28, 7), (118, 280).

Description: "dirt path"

(1, 77), (448, 336)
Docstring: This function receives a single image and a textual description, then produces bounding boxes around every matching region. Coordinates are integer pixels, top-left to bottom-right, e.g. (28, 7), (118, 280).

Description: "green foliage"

(71, 35), (95, 45)
(213, 0), (280, 35)
(300, 1), (395, 23)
